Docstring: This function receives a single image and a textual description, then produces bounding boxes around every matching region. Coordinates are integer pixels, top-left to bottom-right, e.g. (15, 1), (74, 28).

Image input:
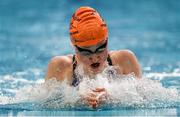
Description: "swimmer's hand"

(82, 88), (108, 109)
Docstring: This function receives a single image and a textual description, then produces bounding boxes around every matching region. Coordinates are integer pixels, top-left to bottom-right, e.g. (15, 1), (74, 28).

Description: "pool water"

(0, 0), (180, 116)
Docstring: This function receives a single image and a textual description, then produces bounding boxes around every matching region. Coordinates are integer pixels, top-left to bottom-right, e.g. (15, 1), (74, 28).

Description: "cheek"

(78, 55), (91, 64)
(99, 50), (108, 60)
(82, 57), (90, 63)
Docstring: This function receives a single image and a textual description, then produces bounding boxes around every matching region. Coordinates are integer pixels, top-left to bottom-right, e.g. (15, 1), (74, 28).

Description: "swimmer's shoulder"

(109, 49), (136, 64)
(109, 50), (141, 78)
(45, 54), (73, 82)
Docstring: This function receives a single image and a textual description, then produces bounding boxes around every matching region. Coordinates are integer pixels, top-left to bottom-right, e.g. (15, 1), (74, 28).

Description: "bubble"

(0, 66), (179, 110)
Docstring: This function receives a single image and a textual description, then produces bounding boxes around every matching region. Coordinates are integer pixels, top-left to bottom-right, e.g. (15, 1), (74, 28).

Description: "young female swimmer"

(45, 6), (141, 108)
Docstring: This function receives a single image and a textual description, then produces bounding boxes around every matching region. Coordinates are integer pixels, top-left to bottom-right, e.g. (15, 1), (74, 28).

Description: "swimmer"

(45, 6), (141, 108)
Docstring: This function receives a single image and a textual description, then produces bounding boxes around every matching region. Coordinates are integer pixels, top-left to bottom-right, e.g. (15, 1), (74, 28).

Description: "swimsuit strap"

(72, 55), (77, 71)
(72, 55), (79, 87)
(107, 54), (113, 66)
(72, 54), (113, 87)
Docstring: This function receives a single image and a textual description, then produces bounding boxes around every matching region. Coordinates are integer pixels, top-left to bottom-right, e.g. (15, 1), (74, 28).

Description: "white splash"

(0, 67), (179, 110)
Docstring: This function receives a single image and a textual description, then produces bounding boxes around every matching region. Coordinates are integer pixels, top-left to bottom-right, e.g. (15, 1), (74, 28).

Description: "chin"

(90, 69), (101, 74)
(83, 61), (106, 75)
(89, 65), (104, 74)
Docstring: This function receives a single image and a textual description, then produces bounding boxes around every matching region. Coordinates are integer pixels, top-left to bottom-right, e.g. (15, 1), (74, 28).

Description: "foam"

(0, 67), (179, 110)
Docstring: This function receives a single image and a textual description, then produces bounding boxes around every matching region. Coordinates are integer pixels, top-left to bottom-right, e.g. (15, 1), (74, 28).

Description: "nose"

(89, 55), (101, 63)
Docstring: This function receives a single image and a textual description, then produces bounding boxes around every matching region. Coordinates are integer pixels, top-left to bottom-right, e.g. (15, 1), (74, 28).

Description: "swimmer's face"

(75, 40), (108, 74)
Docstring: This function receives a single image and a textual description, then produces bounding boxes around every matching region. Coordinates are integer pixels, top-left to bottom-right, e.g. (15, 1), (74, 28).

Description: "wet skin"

(45, 41), (141, 108)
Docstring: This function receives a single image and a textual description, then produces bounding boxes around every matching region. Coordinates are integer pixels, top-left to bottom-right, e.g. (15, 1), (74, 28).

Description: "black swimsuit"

(72, 54), (113, 87)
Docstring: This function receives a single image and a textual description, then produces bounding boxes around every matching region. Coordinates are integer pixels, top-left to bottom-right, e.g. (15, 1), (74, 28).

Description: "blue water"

(0, 0), (180, 116)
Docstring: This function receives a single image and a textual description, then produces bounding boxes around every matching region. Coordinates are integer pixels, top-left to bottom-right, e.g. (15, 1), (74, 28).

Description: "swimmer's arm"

(45, 56), (67, 81)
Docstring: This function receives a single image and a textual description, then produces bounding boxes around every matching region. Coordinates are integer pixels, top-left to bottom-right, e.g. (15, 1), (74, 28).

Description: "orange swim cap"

(69, 6), (108, 47)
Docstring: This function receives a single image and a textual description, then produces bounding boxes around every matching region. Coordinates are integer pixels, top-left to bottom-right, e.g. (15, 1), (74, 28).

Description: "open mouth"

(90, 63), (100, 69)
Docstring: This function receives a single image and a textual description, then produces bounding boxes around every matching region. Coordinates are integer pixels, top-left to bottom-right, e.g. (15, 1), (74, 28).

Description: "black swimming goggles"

(75, 40), (107, 56)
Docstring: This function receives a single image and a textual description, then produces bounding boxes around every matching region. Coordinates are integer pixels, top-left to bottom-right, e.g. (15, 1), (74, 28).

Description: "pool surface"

(0, 0), (180, 116)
